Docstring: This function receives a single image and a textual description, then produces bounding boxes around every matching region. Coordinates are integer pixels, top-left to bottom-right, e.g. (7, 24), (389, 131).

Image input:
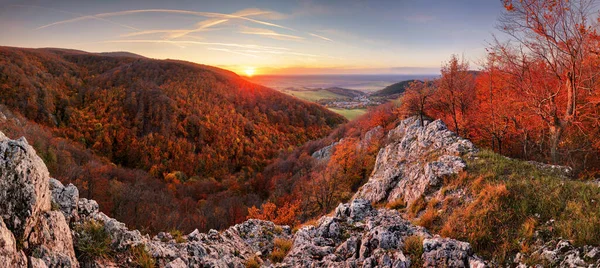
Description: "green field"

(281, 89), (345, 102)
(328, 108), (367, 120)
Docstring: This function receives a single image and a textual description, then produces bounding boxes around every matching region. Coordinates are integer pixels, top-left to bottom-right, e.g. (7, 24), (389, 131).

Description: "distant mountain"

(370, 79), (419, 98)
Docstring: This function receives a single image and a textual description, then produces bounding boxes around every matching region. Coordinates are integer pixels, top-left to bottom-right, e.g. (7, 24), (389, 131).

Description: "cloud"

(208, 48), (259, 58)
(309, 33), (333, 42)
(36, 9), (296, 31)
(239, 26), (304, 41)
(87, 39), (291, 51)
(13, 4), (140, 31)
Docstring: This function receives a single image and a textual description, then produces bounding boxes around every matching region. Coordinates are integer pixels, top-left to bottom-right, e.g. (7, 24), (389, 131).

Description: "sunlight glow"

(244, 67), (256, 77)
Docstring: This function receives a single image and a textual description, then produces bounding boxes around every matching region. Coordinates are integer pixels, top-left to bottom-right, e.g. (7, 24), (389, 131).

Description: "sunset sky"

(0, 0), (505, 75)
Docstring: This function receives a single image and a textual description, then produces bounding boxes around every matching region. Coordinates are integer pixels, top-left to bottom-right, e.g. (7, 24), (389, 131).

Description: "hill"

(370, 79), (419, 98)
(280, 86), (364, 102)
(0, 46), (346, 232)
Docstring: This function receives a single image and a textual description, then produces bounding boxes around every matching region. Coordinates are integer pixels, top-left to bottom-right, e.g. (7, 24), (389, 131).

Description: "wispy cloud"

(208, 48), (259, 58)
(36, 9), (295, 31)
(309, 33), (333, 42)
(240, 26), (304, 40)
(87, 39), (291, 51)
(13, 5), (140, 31)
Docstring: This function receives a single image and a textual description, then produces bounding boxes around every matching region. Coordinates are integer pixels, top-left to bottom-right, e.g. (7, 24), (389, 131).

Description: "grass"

(403, 235), (424, 267)
(131, 245), (155, 268)
(245, 256), (261, 268)
(433, 150), (600, 264)
(74, 220), (112, 261)
(281, 89), (346, 102)
(328, 108), (368, 120)
(386, 197), (406, 210)
(269, 238), (293, 263)
(168, 229), (186, 243)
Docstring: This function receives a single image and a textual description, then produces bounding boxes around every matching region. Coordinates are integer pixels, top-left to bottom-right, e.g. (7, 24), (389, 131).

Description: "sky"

(0, 0), (506, 75)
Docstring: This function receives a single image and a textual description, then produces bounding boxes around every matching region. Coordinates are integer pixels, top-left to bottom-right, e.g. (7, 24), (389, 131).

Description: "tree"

(433, 54), (476, 136)
(399, 80), (436, 125)
(499, 0), (599, 163)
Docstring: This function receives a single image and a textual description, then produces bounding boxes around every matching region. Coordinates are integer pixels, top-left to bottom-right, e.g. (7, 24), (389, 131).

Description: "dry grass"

(386, 197), (407, 210)
(270, 238), (293, 263)
(435, 150), (600, 264)
(403, 235), (424, 267)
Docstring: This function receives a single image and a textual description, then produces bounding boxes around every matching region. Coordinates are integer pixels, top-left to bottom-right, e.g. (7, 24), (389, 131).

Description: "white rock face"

(0, 217), (27, 267)
(281, 199), (484, 267)
(354, 117), (476, 206)
(0, 132), (51, 239)
(49, 178), (80, 222)
(0, 131), (79, 267)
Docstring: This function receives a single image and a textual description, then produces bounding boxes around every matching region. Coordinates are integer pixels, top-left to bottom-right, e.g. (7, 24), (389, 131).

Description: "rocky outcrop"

(281, 199), (485, 267)
(311, 141), (339, 160)
(0, 132), (79, 267)
(354, 117), (477, 206)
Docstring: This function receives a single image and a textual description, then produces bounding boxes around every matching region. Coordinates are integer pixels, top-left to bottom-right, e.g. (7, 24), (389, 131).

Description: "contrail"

(36, 9), (295, 31)
(86, 39), (291, 51)
(13, 5), (140, 31)
(309, 33), (333, 42)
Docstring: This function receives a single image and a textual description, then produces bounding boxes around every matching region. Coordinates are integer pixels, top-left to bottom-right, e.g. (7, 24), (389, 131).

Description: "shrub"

(269, 238), (293, 263)
(74, 220), (112, 261)
(169, 229), (186, 243)
(131, 245), (155, 268)
(245, 256), (261, 268)
(408, 195), (427, 218)
(403, 235), (423, 266)
(386, 197), (406, 210)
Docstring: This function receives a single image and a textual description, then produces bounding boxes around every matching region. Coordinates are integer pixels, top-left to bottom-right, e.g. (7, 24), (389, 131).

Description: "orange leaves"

(247, 201), (300, 226)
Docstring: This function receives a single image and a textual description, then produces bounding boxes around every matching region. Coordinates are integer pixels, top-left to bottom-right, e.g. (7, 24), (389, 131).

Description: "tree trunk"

(549, 124), (564, 164)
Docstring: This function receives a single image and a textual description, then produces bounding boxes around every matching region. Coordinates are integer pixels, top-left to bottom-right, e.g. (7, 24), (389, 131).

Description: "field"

(328, 108), (367, 120)
(281, 89), (345, 102)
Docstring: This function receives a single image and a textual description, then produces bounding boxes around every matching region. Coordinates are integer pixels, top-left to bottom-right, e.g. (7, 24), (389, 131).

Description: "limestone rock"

(282, 199), (484, 267)
(49, 178), (80, 222)
(354, 117), (476, 207)
(0, 217), (27, 267)
(0, 132), (51, 240)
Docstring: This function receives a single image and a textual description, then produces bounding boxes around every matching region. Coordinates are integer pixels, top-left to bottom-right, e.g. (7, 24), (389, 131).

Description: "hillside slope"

(370, 79), (418, 98)
(0, 46), (345, 179)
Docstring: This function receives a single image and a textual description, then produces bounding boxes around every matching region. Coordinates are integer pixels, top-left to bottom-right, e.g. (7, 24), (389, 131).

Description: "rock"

(422, 237), (483, 268)
(282, 200), (480, 267)
(77, 198), (99, 216)
(165, 257), (187, 268)
(0, 217), (28, 267)
(28, 211), (79, 267)
(0, 131), (78, 267)
(354, 117), (477, 206)
(0, 132), (51, 240)
(312, 141), (339, 160)
(49, 178), (79, 221)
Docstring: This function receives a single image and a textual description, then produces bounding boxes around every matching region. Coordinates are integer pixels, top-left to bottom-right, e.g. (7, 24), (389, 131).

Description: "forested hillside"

(0, 46), (345, 232)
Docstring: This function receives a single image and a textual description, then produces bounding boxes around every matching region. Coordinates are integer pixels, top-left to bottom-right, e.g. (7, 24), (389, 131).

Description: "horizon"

(0, 0), (505, 76)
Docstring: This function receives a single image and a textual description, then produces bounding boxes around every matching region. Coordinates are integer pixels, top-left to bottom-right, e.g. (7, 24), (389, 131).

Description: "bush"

(169, 229), (186, 243)
(269, 238), (293, 263)
(386, 197), (406, 210)
(131, 245), (155, 268)
(403, 235), (423, 266)
(74, 220), (112, 261)
(245, 256), (261, 268)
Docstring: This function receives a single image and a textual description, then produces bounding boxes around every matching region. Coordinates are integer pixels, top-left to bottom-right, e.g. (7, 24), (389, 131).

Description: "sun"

(244, 67), (256, 77)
